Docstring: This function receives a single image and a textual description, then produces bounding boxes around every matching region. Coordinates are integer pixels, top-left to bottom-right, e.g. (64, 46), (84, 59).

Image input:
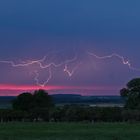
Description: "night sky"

(0, 0), (140, 96)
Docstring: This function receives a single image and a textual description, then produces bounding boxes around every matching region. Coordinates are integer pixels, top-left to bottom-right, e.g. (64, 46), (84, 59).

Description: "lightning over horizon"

(0, 53), (80, 87)
(0, 50), (140, 89)
(0, 0), (140, 95)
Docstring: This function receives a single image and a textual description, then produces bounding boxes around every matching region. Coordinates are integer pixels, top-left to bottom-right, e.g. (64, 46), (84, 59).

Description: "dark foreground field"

(0, 122), (140, 140)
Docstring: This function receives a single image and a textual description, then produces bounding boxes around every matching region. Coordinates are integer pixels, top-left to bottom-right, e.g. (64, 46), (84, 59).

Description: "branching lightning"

(0, 54), (80, 86)
(0, 56), (46, 67)
(34, 67), (52, 87)
(0, 51), (140, 87)
(87, 51), (140, 71)
(64, 62), (82, 77)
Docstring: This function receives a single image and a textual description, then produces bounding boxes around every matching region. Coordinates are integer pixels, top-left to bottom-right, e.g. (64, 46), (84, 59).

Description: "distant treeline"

(1, 77), (140, 123)
(0, 95), (124, 109)
(51, 94), (124, 104)
(0, 106), (140, 123)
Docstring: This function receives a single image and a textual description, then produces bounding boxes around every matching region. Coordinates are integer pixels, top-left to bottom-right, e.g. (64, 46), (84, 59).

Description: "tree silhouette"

(13, 89), (54, 111)
(32, 89), (53, 109)
(120, 78), (140, 109)
(12, 92), (33, 111)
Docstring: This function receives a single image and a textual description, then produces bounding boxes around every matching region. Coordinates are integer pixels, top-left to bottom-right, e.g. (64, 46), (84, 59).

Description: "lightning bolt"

(34, 67), (52, 87)
(0, 54), (79, 86)
(0, 56), (46, 67)
(64, 62), (82, 77)
(87, 51), (140, 71)
(1, 50), (139, 87)
(33, 55), (79, 87)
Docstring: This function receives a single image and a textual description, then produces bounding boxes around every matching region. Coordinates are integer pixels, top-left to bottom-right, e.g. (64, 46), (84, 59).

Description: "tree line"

(0, 106), (140, 123)
(0, 78), (140, 123)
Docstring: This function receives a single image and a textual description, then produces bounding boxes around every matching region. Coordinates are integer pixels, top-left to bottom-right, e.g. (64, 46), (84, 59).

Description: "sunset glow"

(0, 1), (140, 96)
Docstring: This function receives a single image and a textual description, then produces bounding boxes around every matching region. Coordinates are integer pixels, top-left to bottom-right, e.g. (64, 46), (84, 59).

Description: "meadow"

(0, 122), (140, 140)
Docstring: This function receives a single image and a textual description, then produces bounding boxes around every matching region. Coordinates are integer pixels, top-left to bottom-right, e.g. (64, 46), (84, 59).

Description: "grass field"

(0, 122), (140, 140)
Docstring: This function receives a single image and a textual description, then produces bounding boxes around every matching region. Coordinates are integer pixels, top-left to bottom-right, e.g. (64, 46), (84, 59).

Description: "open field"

(0, 122), (140, 140)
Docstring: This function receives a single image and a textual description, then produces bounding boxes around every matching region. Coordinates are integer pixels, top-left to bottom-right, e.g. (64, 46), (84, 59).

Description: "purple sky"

(0, 0), (140, 96)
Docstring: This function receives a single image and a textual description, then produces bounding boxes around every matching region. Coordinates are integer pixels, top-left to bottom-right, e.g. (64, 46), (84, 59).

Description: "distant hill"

(0, 96), (15, 108)
(0, 94), (124, 108)
(52, 94), (124, 105)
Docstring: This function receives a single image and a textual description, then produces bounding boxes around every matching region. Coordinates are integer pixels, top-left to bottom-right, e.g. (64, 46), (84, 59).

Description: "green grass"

(0, 122), (140, 140)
